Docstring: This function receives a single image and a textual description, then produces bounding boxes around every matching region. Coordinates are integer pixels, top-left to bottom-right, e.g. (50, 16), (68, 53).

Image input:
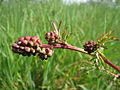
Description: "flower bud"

(12, 43), (18, 48)
(83, 40), (98, 54)
(45, 48), (50, 54)
(34, 42), (39, 46)
(24, 36), (31, 40)
(36, 47), (41, 53)
(28, 41), (34, 46)
(46, 32), (51, 37)
(30, 36), (39, 41)
(30, 48), (35, 53)
(36, 39), (42, 44)
(19, 46), (24, 50)
(41, 48), (46, 54)
(19, 37), (24, 41)
(25, 47), (31, 52)
(22, 40), (28, 45)
(47, 51), (53, 57)
(16, 41), (22, 45)
(50, 36), (55, 40)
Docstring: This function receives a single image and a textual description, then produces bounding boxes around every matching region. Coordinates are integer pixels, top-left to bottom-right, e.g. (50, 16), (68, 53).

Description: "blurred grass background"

(0, 0), (120, 89)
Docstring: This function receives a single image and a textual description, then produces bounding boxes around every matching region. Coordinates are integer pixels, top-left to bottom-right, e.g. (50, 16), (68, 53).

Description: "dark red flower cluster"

(45, 31), (61, 44)
(38, 47), (54, 60)
(83, 40), (98, 54)
(12, 36), (42, 56)
(12, 36), (54, 60)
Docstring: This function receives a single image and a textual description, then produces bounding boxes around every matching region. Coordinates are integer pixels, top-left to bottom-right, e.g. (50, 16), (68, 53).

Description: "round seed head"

(16, 41), (22, 45)
(45, 48), (50, 54)
(41, 48), (46, 54)
(12, 43), (18, 48)
(44, 55), (48, 60)
(50, 36), (55, 40)
(16, 45), (20, 48)
(19, 46), (24, 50)
(25, 47), (31, 52)
(18, 37), (24, 41)
(47, 52), (53, 57)
(30, 36), (39, 41)
(46, 32), (51, 37)
(34, 42), (39, 46)
(24, 36), (31, 40)
(22, 40), (28, 45)
(30, 48), (35, 53)
(36, 39), (42, 44)
(28, 41), (34, 46)
(36, 47), (41, 53)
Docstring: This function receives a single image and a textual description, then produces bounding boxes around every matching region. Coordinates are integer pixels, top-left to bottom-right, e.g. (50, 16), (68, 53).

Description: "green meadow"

(0, 0), (120, 89)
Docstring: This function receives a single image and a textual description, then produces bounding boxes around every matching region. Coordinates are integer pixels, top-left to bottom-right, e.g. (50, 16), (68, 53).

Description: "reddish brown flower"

(83, 40), (98, 54)
(12, 36), (42, 56)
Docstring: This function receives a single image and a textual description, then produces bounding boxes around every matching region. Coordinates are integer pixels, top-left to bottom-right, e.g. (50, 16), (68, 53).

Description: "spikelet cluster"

(45, 31), (61, 44)
(12, 36), (54, 60)
(12, 36), (42, 56)
(38, 47), (54, 60)
(83, 40), (98, 54)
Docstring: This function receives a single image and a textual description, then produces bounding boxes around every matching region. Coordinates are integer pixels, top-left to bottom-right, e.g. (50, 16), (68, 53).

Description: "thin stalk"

(58, 21), (62, 33)
(98, 53), (120, 73)
(41, 44), (120, 73)
(52, 21), (57, 33)
(99, 67), (120, 79)
(41, 44), (88, 54)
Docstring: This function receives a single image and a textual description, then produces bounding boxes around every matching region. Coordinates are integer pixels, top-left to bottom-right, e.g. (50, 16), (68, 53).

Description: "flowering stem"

(41, 44), (120, 73)
(41, 44), (88, 54)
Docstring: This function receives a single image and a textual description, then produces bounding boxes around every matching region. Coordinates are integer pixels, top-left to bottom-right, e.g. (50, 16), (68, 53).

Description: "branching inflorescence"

(12, 21), (120, 78)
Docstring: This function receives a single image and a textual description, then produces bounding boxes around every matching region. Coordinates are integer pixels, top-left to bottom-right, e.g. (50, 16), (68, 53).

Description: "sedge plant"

(11, 21), (120, 79)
